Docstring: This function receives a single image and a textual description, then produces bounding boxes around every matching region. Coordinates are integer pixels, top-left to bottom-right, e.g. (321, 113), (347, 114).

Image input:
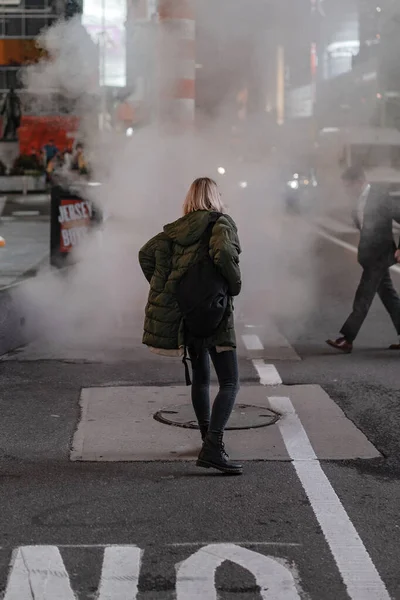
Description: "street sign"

(50, 186), (92, 268)
(50, 185), (101, 268)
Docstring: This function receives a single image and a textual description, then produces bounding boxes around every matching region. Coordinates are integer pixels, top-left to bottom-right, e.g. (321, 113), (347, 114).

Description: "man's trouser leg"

(340, 266), (385, 343)
(377, 271), (400, 335)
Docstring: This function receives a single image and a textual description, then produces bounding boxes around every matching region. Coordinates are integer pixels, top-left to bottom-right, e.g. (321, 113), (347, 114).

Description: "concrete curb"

(0, 283), (33, 357)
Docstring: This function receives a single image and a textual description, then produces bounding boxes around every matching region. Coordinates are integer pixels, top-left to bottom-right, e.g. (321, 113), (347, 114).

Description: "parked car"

(285, 169), (318, 213)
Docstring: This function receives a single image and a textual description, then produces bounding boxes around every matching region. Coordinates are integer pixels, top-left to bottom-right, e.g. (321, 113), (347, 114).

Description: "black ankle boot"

(197, 433), (243, 475)
(199, 425), (209, 442)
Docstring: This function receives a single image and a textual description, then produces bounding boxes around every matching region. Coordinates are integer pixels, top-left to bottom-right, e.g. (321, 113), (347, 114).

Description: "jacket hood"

(164, 210), (237, 247)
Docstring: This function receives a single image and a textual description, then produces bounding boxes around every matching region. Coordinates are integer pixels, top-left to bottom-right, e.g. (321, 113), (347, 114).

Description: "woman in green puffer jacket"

(139, 177), (243, 475)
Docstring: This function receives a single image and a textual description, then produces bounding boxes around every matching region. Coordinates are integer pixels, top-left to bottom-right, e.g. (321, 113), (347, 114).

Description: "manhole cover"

(154, 404), (280, 431)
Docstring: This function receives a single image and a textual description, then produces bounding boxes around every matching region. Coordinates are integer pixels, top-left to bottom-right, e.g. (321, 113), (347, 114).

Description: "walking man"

(327, 165), (400, 353)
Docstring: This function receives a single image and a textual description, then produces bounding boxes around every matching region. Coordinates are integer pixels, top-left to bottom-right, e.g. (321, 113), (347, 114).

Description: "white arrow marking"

(96, 546), (142, 600)
(4, 546), (76, 600)
(176, 543), (301, 599)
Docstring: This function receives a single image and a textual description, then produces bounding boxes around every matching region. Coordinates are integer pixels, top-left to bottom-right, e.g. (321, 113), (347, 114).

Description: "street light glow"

(218, 167), (226, 175)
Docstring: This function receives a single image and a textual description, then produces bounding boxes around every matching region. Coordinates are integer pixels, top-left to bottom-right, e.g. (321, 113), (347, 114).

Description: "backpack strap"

(201, 211), (222, 251)
(208, 211), (223, 229)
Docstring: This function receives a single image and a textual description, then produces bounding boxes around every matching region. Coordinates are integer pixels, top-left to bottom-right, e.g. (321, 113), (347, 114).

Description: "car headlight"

(287, 180), (299, 190)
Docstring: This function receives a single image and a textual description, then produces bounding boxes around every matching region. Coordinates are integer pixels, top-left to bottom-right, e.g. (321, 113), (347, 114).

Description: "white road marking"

(11, 211), (41, 217)
(175, 543), (301, 599)
(315, 216), (357, 234)
(170, 541), (302, 547)
(242, 334), (264, 351)
(3, 544), (304, 599)
(269, 396), (391, 600)
(96, 546), (142, 600)
(316, 227), (358, 254)
(48, 542), (302, 548)
(316, 227), (400, 275)
(252, 359), (282, 385)
(4, 546), (75, 600)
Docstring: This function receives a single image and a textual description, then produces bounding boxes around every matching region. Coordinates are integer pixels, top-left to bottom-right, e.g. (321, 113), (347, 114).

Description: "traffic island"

(70, 384), (381, 462)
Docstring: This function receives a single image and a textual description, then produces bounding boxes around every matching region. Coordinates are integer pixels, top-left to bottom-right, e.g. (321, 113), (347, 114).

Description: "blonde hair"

(183, 177), (224, 215)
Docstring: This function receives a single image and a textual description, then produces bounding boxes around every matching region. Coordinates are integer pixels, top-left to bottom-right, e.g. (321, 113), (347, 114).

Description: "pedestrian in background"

(139, 177), (243, 475)
(327, 166), (400, 353)
(43, 139), (58, 165)
(63, 148), (72, 171)
(28, 146), (42, 172)
(71, 143), (88, 174)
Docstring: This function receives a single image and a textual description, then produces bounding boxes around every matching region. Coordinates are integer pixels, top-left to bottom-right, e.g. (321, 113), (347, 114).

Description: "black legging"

(189, 347), (239, 434)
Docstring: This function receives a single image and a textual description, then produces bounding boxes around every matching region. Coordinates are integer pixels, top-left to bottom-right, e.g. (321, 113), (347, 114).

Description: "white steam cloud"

(15, 8), (319, 357)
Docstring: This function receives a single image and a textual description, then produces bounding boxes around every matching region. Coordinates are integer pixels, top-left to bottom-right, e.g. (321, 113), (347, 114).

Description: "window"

(350, 144), (395, 169)
(26, 17), (47, 36)
(24, 0), (47, 9)
(0, 70), (7, 92)
(47, 15), (58, 27)
(6, 69), (20, 90)
(0, 69), (20, 91)
(4, 16), (23, 36)
(65, 0), (82, 18)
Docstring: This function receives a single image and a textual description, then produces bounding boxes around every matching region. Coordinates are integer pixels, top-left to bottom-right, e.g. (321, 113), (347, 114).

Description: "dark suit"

(341, 185), (400, 342)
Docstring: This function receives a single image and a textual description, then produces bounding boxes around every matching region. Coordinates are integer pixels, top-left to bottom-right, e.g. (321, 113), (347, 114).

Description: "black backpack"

(176, 212), (229, 383)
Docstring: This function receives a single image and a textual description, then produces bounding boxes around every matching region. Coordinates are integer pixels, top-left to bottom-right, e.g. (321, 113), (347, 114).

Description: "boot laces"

(219, 440), (229, 459)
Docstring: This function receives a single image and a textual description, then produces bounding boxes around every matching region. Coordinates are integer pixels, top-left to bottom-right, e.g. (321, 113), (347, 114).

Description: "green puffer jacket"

(139, 210), (242, 351)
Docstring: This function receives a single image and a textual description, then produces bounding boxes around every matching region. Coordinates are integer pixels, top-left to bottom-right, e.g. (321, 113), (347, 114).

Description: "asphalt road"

(0, 212), (400, 599)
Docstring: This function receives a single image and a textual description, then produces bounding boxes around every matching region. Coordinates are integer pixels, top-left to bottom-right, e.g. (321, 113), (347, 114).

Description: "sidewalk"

(0, 218), (49, 288)
(0, 193), (50, 217)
